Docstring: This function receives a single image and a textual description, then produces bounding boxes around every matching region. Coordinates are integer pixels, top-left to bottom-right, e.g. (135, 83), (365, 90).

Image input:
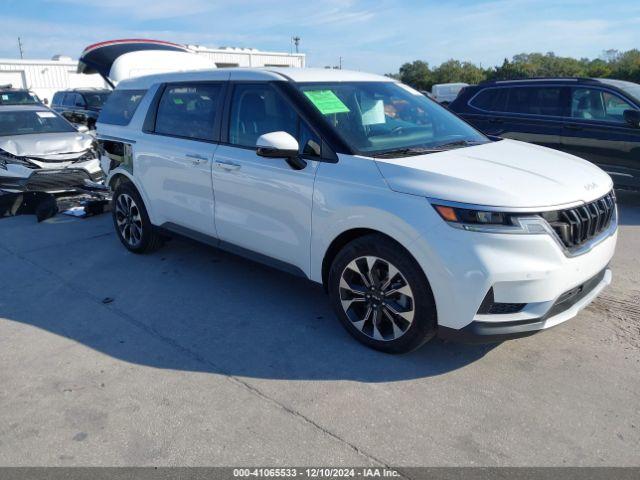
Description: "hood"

(374, 139), (613, 209)
(0, 132), (93, 160)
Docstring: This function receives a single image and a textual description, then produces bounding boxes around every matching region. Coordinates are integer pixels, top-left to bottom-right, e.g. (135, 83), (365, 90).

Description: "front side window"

(228, 84), (321, 157)
(505, 87), (565, 116)
(154, 84), (222, 141)
(296, 82), (487, 155)
(0, 110), (76, 136)
(229, 84), (297, 148)
(98, 89), (146, 126)
(571, 88), (634, 122)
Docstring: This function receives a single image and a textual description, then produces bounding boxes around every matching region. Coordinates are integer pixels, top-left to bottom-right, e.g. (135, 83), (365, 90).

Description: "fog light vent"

(477, 288), (526, 315)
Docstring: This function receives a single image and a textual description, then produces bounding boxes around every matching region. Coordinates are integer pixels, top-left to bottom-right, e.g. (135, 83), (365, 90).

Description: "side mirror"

(77, 125), (89, 133)
(256, 131), (299, 158)
(623, 109), (640, 128)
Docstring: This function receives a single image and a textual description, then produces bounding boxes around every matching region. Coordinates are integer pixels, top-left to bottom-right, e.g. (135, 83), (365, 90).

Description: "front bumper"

(409, 206), (618, 341)
(438, 267), (611, 343)
(0, 167), (103, 193)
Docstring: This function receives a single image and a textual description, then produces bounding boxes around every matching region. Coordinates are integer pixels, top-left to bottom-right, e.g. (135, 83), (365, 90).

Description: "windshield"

(297, 81), (488, 155)
(618, 85), (640, 105)
(0, 90), (39, 105)
(598, 79), (640, 105)
(84, 92), (110, 108)
(0, 110), (77, 136)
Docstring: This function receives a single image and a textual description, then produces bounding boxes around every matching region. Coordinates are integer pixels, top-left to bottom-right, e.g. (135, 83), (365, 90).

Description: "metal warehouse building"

(0, 45), (306, 103)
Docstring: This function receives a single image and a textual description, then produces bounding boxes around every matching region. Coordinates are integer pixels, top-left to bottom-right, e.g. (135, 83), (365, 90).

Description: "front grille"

(540, 191), (616, 250)
(25, 169), (92, 191)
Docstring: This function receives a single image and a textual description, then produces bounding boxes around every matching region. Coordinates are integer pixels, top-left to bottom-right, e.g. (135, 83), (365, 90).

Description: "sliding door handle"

(186, 153), (209, 165)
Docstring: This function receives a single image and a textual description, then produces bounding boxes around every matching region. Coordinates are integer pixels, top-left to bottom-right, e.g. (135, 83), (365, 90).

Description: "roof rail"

(0, 83), (13, 89)
(480, 77), (601, 85)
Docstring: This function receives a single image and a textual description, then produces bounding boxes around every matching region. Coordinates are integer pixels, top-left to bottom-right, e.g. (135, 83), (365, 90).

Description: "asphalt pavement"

(0, 192), (638, 466)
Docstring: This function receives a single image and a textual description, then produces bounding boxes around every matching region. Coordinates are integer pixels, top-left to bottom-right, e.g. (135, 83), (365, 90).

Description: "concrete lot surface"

(0, 192), (639, 466)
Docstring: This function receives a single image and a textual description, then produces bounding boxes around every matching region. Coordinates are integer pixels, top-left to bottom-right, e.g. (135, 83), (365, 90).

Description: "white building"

(0, 56), (107, 103)
(0, 46), (306, 103)
(188, 45), (305, 69)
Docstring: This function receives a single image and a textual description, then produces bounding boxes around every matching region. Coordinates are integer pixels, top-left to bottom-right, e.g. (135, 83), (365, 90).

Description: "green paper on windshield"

(303, 90), (350, 115)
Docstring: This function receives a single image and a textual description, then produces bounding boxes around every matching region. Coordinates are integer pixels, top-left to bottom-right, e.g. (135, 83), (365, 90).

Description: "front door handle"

(214, 160), (241, 171)
(488, 117), (503, 124)
(564, 124), (583, 131)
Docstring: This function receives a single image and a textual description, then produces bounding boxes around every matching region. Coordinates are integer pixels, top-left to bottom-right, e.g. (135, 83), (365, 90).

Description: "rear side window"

(154, 84), (222, 141)
(469, 88), (508, 112)
(505, 87), (565, 116)
(99, 89), (146, 126)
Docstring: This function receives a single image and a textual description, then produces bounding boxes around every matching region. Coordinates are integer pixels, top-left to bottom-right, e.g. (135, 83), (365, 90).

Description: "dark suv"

(449, 78), (640, 189)
(51, 89), (111, 129)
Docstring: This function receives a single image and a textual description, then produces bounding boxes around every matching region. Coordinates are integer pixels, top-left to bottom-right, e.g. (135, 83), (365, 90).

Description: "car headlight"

(0, 148), (28, 170)
(432, 203), (548, 234)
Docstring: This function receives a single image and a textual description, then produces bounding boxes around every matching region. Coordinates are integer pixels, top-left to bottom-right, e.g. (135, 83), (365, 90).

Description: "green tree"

(397, 60), (432, 91)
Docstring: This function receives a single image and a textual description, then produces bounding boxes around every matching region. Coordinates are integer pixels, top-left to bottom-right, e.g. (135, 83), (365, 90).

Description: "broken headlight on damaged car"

(0, 148), (33, 170)
(432, 203), (548, 234)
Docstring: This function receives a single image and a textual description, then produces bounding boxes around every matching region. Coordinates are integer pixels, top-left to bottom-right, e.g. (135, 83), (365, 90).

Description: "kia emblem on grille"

(584, 182), (598, 190)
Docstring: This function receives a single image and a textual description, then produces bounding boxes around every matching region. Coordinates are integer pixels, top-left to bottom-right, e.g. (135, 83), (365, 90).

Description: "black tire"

(112, 181), (163, 254)
(328, 234), (437, 354)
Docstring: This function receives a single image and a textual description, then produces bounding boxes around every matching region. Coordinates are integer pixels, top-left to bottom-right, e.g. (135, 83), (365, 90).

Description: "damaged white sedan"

(0, 105), (103, 193)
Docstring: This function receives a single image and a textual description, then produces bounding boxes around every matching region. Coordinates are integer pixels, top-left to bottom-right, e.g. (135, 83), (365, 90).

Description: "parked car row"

(51, 88), (111, 130)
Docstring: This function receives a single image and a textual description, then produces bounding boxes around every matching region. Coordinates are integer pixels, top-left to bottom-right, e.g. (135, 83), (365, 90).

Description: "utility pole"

(339, 56), (342, 69)
(292, 36), (300, 54)
(17, 37), (24, 59)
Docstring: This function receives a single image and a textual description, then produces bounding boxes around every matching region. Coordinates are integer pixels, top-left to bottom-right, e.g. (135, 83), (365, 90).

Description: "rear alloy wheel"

(329, 234), (437, 353)
(114, 193), (143, 249)
(112, 181), (163, 253)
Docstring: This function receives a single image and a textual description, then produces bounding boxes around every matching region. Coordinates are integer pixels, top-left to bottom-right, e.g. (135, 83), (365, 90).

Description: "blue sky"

(1, 0), (639, 73)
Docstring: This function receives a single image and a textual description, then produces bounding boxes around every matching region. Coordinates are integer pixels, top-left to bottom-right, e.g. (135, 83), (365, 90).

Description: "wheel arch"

(321, 228), (421, 292)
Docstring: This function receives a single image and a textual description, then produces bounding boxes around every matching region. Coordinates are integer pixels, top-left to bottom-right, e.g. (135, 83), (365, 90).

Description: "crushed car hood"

(374, 139), (613, 209)
(0, 132), (94, 160)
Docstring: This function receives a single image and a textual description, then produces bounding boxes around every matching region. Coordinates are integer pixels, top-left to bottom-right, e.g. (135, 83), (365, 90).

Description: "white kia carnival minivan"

(96, 67), (617, 353)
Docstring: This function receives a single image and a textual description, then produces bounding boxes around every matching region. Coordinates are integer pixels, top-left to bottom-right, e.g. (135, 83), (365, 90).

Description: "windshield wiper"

(373, 147), (445, 158)
(432, 140), (486, 150)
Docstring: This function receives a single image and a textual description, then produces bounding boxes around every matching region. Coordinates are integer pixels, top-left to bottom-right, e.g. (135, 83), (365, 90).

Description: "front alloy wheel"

(339, 256), (415, 341)
(329, 234), (437, 353)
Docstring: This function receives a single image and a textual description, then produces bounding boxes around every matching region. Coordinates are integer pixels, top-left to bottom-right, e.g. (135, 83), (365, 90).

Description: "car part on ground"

(0, 184), (111, 222)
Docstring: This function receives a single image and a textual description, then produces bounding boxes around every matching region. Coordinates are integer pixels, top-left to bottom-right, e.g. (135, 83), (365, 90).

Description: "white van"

(96, 67), (616, 353)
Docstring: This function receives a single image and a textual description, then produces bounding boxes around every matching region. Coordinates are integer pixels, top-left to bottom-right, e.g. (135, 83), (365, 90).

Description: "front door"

(561, 87), (640, 188)
(212, 83), (321, 274)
